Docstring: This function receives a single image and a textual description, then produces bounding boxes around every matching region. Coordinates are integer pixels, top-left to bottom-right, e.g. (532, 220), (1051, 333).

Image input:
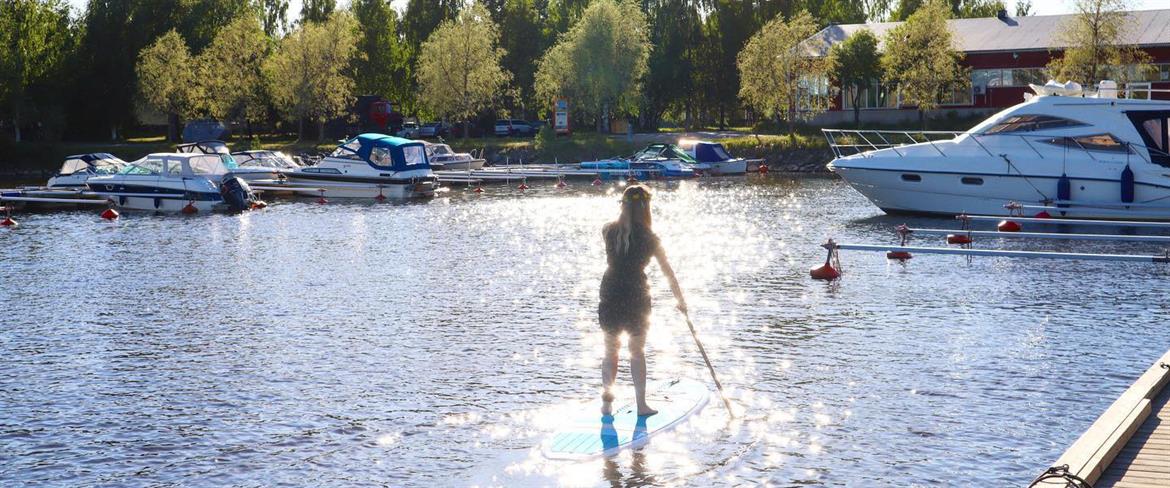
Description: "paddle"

(678, 307), (735, 418)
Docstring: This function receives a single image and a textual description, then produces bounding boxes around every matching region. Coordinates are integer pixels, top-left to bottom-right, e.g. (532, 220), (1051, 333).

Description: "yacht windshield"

(120, 158), (163, 175)
(1042, 134), (1131, 153)
(403, 145), (426, 166)
(984, 114), (1085, 134)
(188, 155), (231, 175)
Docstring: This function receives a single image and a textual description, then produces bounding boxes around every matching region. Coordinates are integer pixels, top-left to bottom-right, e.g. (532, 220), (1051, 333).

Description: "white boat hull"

(279, 177), (436, 199)
(709, 159), (748, 175)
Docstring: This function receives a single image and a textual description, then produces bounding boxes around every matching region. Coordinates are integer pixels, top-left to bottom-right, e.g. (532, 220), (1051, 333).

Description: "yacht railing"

(822, 129), (1170, 166)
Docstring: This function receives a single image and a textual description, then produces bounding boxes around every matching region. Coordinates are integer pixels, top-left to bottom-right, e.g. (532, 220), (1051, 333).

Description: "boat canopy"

(636, 143), (697, 163)
(693, 142), (738, 163)
(332, 133), (430, 171)
(60, 153), (125, 175)
(118, 153), (232, 177)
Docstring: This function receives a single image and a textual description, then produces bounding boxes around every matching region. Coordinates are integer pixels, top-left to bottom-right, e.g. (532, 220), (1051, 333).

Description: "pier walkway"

(1034, 349), (1170, 487)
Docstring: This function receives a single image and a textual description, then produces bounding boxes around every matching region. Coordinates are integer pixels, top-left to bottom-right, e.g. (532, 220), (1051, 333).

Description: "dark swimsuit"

(598, 222), (660, 336)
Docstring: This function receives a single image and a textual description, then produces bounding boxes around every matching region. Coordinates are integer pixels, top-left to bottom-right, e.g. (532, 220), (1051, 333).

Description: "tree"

(265, 12), (358, 141)
(1046, 0), (1153, 88)
(696, 1), (756, 129)
(0, 0), (73, 142)
(737, 10), (828, 135)
(829, 29), (882, 128)
(136, 30), (196, 142)
(300, 0), (335, 24)
(352, 0), (412, 106)
(497, 0), (548, 117)
(257, 0), (289, 36)
(401, 0), (461, 114)
(417, 3), (510, 141)
(197, 12), (269, 135)
(1015, 0), (1032, 16)
(535, 0), (650, 133)
(881, 0), (967, 127)
(639, 0), (702, 131)
(889, 0), (1007, 20)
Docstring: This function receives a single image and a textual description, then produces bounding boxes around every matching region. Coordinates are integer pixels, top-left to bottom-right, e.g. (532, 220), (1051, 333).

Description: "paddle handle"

(683, 313), (735, 418)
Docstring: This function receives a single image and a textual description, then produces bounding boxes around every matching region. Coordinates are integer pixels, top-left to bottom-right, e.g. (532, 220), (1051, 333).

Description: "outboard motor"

(220, 176), (255, 212)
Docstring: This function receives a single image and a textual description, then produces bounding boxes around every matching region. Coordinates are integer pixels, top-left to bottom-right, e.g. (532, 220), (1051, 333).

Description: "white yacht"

(46, 153), (127, 189)
(826, 82), (1170, 220)
(422, 142), (484, 171)
(283, 133), (437, 199)
(86, 152), (255, 213)
(230, 149), (301, 181)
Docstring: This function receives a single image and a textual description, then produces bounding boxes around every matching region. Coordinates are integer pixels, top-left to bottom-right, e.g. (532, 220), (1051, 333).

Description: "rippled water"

(3, 176), (1170, 487)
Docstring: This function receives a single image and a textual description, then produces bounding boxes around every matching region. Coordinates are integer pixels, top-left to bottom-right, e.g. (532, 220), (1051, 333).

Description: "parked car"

(419, 121), (450, 138)
(396, 122), (419, 138)
(494, 119), (534, 137)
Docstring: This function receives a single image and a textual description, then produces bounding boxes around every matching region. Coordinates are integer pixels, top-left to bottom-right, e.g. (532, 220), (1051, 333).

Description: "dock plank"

(1098, 374), (1170, 487)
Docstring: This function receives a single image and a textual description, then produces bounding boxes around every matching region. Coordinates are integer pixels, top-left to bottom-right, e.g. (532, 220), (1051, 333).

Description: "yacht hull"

(283, 173), (437, 199)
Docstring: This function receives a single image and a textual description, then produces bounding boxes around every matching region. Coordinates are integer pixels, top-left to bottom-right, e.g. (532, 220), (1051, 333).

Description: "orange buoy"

(1034, 211), (1051, 218)
(316, 189), (328, 204)
(473, 186), (484, 193)
(181, 202), (198, 214)
(100, 208), (120, 220)
(809, 263), (840, 280)
(374, 193), (386, 202)
(251, 200), (268, 209)
(886, 251), (912, 260)
(1, 216), (16, 227)
(592, 178), (602, 186)
(758, 164), (769, 174)
(946, 234), (973, 245)
(518, 182), (529, 190)
(997, 220), (1022, 232)
(627, 176), (638, 184)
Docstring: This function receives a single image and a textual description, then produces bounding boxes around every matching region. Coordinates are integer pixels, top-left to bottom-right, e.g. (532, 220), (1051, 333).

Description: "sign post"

(554, 98), (570, 136)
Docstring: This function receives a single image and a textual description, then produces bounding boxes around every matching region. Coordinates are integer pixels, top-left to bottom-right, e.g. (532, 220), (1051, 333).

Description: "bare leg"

(628, 333), (657, 416)
(601, 332), (620, 416)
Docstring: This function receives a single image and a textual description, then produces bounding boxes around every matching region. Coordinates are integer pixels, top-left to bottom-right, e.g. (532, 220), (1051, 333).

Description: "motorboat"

(46, 153), (127, 189)
(580, 144), (697, 180)
(282, 133), (437, 199)
(825, 81), (1170, 220)
(679, 141), (748, 175)
(421, 142), (485, 171)
(85, 152), (256, 213)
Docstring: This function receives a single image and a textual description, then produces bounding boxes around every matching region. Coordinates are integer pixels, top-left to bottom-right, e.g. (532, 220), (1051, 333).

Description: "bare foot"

(637, 406), (658, 417)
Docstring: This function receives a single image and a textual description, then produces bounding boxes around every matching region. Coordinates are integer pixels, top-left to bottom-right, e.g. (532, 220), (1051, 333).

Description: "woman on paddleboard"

(599, 184), (686, 417)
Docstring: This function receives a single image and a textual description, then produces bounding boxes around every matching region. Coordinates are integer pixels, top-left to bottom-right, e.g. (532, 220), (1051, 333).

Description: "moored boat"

(421, 142), (485, 171)
(282, 133), (437, 199)
(826, 81), (1170, 220)
(680, 141), (748, 175)
(46, 153), (128, 189)
(86, 152), (255, 213)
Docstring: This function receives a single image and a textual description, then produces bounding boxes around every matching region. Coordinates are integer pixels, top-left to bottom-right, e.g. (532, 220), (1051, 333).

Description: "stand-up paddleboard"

(542, 378), (709, 460)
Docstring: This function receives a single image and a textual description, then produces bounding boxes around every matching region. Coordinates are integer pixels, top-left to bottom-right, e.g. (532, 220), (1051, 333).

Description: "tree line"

(0, 0), (1133, 143)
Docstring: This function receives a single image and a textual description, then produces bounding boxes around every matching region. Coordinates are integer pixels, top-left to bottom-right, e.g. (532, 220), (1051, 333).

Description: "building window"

(972, 68), (1046, 89)
(842, 81), (899, 110)
(797, 75), (831, 112)
(939, 83), (972, 106)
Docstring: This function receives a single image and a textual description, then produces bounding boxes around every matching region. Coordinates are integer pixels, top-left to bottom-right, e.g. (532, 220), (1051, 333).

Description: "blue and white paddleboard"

(542, 378), (709, 460)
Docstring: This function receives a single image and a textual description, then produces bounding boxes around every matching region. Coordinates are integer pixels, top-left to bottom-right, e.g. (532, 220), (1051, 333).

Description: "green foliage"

(881, 0), (967, 115)
(1046, 0), (1153, 87)
(889, 0), (1006, 20)
(197, 13), (269, 124)
(299, 0), (335, 24)
(257, 0), (289, 36)
(534, 0), (650, 130)
(264, 12), (359, 140)
(737, 10), (829, 133)
(829, 28), (881, 127)
(352, 0), (411, 105)
(497, 0), (548, 115)
(1014, 0), (1032, 16)
(639, 0), (702, 130)
(135, 30), (195, 119)
(0, 0), (74, 141)
(416, 3), (510, 139)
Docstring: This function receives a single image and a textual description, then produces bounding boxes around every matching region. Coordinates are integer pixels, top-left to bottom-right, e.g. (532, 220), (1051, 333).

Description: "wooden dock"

(1033, 349), (1170, 487)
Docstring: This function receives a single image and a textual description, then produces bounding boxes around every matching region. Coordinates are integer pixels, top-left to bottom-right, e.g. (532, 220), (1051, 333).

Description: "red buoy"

(181, 202), (198, 214)
(251, 200), (268, 209)
(886, 251), (912, 260)
(374, 193), (387, 202)
(627, 176), (638, 184)
(997, 220), (1022, 232)
(518, 182), (529, 190)
(473, 186), (484, 193)
(946, 234), (973, 245)
(316, 189), (328, 204)
(555, 180), (567, 189)
(810, 263), (840, 280)
(592, 178), (602, 186)
(1034, 211), (1051, 218)
(758, 164), (769, 174)
(1, 216), (16, 227)
(100, 208), (120, 220)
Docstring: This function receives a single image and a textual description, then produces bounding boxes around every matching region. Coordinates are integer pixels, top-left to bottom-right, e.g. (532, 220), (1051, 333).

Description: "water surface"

(2, 176), (1169, 486)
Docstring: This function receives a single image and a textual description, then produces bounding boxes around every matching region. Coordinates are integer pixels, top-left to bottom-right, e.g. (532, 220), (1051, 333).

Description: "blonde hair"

(614, 185), (652, 254)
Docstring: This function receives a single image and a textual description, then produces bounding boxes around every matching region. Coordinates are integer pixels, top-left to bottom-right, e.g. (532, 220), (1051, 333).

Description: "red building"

(804, 8), (1170, 125)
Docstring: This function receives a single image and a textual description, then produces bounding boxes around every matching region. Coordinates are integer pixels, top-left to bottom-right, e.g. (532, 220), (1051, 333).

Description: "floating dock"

(1032, 349), (1170, 487)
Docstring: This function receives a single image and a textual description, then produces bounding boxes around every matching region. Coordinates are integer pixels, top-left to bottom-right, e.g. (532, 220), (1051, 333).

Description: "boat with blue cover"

(282, 133), (437, 199)
(579, 144), (697, 180)
(681, 141), (748, 175)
